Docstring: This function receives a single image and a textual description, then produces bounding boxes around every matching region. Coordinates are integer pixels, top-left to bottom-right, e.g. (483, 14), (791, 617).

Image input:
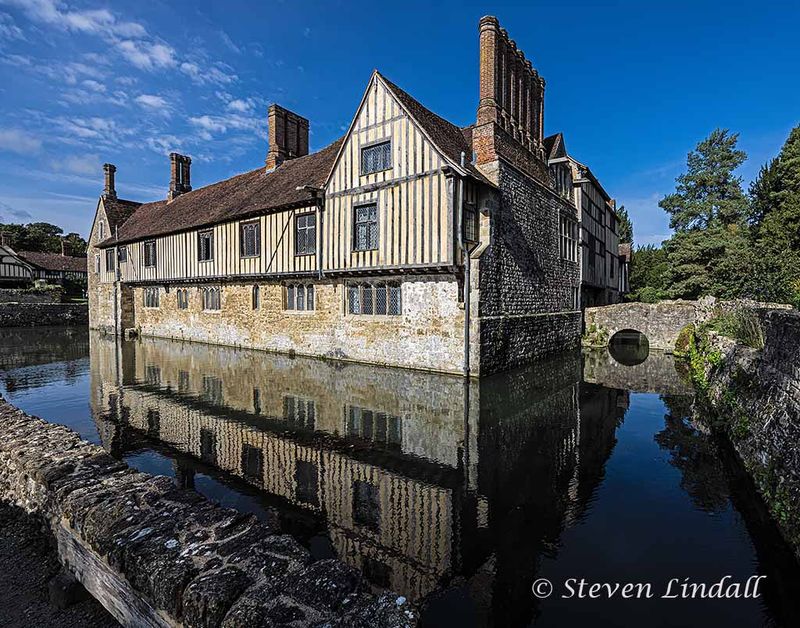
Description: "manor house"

(88, 16), (623, 376)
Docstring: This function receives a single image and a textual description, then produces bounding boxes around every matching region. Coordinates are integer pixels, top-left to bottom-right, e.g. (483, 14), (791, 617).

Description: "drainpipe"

(114, 225), (120, 336)
(458, 152), (472, 378)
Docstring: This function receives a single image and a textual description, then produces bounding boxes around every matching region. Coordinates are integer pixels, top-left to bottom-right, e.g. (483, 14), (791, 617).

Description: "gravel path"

(0, 503), (118, 628)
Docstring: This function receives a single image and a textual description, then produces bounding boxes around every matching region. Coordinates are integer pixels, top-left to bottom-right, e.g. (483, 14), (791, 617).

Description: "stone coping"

(0, 397), (416, 627)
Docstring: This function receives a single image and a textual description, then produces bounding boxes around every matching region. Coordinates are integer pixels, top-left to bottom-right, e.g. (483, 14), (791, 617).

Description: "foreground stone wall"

(0, 287), (62, 304)
(695, 309), (800, 559)
(0, 398), (416, 628)
(0, 303), (87, 327)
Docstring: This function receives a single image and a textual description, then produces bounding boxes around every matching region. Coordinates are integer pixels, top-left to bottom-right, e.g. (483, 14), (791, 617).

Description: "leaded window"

(198, 230), (214, 261)
(176, 288), (189, 309)
(240, 221), (260, 257)
(295, 213), (316, 256)
(347, 282), (401, 316)
(284, 284), (314, 311)
(143, 287), (159, 308)
(464, 203), (479, 243)
(353, 204), (378, 251)
(105, 248), (115, 272)
(143, 240), (156, 267)
(360, 140), (391, 175)
(202, 286), (221, 311)
(559, 215), (578, 263)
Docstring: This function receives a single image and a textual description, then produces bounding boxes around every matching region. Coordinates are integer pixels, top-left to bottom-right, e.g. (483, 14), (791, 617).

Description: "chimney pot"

(103, 163), (117, 200)
(266, 104), (309, 171)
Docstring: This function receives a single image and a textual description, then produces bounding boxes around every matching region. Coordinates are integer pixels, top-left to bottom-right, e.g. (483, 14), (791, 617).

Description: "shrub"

(709, 307), (765, 349)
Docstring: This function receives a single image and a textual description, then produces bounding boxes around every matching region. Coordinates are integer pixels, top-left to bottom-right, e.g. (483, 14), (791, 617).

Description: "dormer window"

(360, 141), (391, 175)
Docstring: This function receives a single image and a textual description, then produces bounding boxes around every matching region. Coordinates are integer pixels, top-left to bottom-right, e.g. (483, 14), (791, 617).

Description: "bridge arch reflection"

(608, 329), (650, 366)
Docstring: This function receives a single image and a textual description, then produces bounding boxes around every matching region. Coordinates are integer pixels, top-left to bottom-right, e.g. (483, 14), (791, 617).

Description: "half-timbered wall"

(325, 75), (454, 271)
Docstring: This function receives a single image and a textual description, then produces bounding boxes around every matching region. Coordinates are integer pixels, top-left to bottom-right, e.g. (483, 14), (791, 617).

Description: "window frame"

(294, 212), (316, 257)
(202, 286), (221, 311)
(176, 288), (189, 310)
(239, 220), (261, 258)
(143, 286), (159, 308)
(118, 246), (127, 263)
(347, 281), (401, 316)
(352, 203), (379, 252)
(252, 284), (260, 310)
(284, 283), (315, 312)
(94, 254), (100, 274)
(105, 248), (115, 273)
(198, 229), (214, 262)
(143, 240), (157, 267)
(360, 139), (392, 176)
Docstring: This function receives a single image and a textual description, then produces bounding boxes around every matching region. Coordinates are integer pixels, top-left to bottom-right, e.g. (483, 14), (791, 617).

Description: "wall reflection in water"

(88, 333), (625, 620)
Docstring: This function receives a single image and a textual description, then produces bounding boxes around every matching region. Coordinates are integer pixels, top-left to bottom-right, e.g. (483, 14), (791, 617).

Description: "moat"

(2, 326), (799, 627)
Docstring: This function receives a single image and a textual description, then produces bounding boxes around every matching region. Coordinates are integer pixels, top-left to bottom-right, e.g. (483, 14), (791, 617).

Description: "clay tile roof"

(104, 138), (344, 246)
(378, 73), (493, 186)
(103, 197), (141, 232)
(17, 251), (87, 273)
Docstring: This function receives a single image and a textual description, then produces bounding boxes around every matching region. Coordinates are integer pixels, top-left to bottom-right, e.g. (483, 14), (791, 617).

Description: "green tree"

(0, 222), (87, 255)
(660, 129), (749, 231)
(616, 205), (633, 244)
(659, 129), (749, 299)
(628, 244), (669, 302)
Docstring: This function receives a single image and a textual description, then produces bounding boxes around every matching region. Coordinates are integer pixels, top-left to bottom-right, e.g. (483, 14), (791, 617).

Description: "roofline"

(569, 156), (615, 208)
(97, 197), (319, 248)
(323, 71), (472, 191)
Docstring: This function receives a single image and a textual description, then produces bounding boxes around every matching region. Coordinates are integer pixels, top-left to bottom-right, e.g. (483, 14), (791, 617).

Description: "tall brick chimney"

(103, 163), (117, 200)
(473, 16), (548, 182)
(168, 153), (192, 202)
(265, 104), (309, 171)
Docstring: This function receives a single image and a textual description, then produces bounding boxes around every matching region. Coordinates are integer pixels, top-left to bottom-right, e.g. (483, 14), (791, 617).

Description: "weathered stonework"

(0, 287), (62, 303)
(128, 276), (466, 375)
(0, 303), (87, 327)
(0, 396), (417, 627)
(692, 309), (800, 560)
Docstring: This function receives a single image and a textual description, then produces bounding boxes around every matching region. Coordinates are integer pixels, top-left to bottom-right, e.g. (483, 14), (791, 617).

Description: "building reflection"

(89, 332), (627, 622)
(0, 326), (88, 392)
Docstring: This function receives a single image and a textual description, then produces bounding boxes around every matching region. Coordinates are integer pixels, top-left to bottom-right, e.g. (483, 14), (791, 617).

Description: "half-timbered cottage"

(88, 16), (584, 376)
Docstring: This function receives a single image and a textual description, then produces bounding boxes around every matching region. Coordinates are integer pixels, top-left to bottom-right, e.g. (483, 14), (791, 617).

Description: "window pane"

(375, 285), (387, 315)
(362, 285), (374, 314)
(286, 285), (295, 309)
(297, 285), (305, 310)
(307, 285), (314, 310)
(348, 285), (360, 314)
(388, 284), (401, 315)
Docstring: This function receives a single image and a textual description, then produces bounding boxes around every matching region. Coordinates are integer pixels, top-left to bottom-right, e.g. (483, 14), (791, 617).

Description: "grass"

(708, 307), (765, 349)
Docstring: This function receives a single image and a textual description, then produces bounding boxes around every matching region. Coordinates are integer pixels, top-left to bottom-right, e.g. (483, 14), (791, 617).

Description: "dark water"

(2, 326), (800, 627)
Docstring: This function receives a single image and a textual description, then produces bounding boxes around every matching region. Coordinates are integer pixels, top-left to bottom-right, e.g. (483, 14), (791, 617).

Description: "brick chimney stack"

(103, 163), (117, 200)
(168, 153), (192, 202)
(474, 16), (548, 183)
(265, 104), (309, 171)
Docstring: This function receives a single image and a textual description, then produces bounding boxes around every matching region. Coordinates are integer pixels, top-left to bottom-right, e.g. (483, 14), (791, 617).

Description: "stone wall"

(0, 287), (62, 304)
(476, 161), (581, 374)
(0, 397), (416, 627)
(129, 275), (466, 375)
(695, 308), (800, 560)
(0, 303), (87, 327)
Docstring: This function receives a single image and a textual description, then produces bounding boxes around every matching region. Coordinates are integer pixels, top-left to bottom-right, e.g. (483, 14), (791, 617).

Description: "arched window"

(252, 285), (260, 309)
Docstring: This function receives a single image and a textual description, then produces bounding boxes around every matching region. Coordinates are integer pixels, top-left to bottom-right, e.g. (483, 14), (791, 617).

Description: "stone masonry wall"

(0, 303), (87, 327)
(130, 275), (466, 375)
(698, 308), (800, 560)
(0, 287), (62, 304)
(477, 161), (581, 374)
(0, 396), (416, 628)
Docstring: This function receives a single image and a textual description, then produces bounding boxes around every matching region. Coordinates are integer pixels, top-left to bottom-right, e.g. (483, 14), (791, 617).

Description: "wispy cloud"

(0, 128), (42, 154)
(0, 11), (24, 40)
(51, 153), (100, 176)
(135, 94), (168, 109)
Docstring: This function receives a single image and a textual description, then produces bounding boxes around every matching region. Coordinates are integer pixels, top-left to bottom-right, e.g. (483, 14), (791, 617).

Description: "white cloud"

(135, 94), (168, 109)
(0, 128), (42, 154)
(219, 30), (240, 54)
(116, 40), (175, 71)
(190, 115), (227, 140)
(227, 98), (253, 113)
(1, 0), (146, 39)
(52, 153), (100, 176)
(81, 79), (105, 93)
(146, 134), (182, 155)
(0, 11), (24, 40)
(180, 60), (236, 86)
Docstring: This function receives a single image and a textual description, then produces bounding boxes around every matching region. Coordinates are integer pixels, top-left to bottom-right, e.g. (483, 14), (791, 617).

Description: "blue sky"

(0, 0), (798, 243)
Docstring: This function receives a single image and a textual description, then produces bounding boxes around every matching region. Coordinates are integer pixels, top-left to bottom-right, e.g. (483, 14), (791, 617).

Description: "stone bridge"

(583, 300), (706, 352)
(583, 349), (693, 395)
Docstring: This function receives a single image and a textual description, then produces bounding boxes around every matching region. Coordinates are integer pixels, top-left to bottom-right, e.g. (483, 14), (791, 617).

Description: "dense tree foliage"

(0, 222), (87, 255)
(629, 126), (800, 307)
(616, 205), (633, 244)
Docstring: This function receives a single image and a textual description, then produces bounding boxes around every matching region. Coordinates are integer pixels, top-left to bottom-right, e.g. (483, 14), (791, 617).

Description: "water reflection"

(2, 328), (799, 627)
(608, 329), (650, 366)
